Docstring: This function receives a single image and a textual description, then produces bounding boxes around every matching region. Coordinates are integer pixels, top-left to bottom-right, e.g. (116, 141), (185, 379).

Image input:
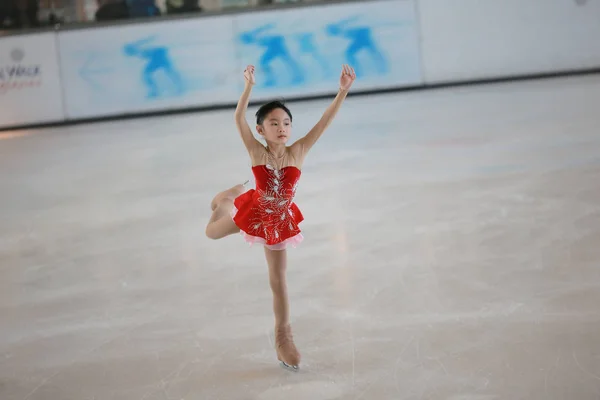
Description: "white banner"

(418, 0), (600, 83)
(0, 33), (65, 129)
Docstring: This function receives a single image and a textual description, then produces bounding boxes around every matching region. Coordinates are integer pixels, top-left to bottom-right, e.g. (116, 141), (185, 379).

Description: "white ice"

(1, 74), (599, 400)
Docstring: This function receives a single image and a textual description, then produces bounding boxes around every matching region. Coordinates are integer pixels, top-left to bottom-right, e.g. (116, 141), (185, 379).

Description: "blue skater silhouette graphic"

(295, 32), (332, 78)
(123, 36), (184, 98)
(240, 24), (304, 87)
(326, 16), (388, 78)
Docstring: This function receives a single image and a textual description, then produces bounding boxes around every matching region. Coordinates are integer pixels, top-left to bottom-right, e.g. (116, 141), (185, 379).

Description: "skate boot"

(275, 324), (301, 371)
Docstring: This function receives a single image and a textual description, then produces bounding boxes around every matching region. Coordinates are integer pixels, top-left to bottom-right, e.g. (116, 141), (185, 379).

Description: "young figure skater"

(205, 64), (356, 371)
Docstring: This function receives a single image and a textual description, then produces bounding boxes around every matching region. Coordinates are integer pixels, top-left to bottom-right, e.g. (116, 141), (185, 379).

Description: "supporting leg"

(264, 247), (301, 370)
(265, 247), (290, 326)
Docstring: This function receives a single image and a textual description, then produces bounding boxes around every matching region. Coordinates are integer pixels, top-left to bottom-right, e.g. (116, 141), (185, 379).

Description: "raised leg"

(211, 183), (247, 211)
(264, 247), (301, 370)
(205, 184), (246, 240)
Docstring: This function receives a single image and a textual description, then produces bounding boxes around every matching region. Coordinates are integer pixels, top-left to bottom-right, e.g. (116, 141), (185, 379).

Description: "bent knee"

(233, 184), (246, 197)
(205, 218), (239, 240)
(205, 224), (220, 240)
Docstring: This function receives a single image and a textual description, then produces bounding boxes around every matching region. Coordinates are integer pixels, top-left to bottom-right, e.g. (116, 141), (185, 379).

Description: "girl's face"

(257, 108), (292, 145)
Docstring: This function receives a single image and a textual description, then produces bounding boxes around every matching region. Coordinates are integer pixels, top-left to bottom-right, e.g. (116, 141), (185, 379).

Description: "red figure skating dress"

(231, 164), (304, 250)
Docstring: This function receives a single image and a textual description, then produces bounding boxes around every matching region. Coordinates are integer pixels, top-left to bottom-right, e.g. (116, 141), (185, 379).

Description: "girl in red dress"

(205, 64), (356, 371)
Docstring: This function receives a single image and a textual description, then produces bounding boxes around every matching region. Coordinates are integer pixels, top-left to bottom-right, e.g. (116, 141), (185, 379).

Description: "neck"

(266, 142), (286, 158)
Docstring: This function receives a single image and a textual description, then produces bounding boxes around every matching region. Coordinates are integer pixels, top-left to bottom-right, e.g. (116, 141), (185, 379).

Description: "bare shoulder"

(249, 144), (268, 166)
(289, 140), (307, 169)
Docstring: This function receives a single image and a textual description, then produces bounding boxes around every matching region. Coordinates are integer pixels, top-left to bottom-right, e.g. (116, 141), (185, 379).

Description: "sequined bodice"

(252, 164), (300, 206)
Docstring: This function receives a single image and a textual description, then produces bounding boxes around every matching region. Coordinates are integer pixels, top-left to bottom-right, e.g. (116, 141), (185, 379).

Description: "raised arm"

(292, 65), (356, 154)
(235, 65), (263, 155)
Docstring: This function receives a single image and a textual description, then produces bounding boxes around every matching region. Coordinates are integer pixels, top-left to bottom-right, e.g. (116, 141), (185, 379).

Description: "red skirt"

(231, 189), (304, 250)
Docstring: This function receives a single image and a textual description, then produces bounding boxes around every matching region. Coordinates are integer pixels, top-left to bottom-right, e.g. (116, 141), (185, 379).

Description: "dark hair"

(255, 100), (292, 125)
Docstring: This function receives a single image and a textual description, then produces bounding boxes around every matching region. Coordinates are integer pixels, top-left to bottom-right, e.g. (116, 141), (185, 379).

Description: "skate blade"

(279, 360), (299, 372)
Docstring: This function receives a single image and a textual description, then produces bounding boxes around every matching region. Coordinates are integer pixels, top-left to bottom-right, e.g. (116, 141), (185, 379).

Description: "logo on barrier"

(0, 48), (42, 94)
(122, 36), (185, 99)
(237, 15), (395, 90)
(11, 48), (25, 62)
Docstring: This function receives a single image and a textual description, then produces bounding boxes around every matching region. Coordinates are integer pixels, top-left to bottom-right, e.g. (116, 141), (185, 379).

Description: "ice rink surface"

(1, 74), (599, 399)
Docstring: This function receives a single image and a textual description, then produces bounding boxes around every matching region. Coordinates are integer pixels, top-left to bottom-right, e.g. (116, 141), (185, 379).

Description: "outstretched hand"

(339, 64), (356, 91)
(244, 65), (255, 86)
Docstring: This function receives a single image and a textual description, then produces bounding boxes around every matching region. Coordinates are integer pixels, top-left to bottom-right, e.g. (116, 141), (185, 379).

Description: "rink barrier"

(1, 0), (600, 131)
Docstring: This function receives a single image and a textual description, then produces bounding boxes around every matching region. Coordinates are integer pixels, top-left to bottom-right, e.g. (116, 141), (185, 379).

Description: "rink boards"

(1, 0), (600, 129)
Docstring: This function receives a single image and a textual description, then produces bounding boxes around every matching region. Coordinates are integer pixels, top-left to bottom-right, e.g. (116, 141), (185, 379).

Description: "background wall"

(1, 0), (599, 130)
(418, 0), (600, 83)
